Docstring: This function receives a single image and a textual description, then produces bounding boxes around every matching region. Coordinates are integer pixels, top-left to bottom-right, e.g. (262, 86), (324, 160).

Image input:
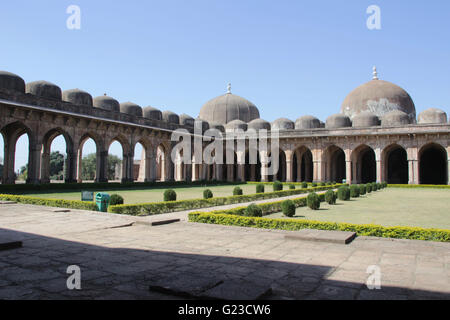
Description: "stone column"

(96, 150), (108, 183)
(147, 152), (156, 182)
(27, 142), (42, 184)
(65, 148), (77, 183)
(285, 159), (293, 182)
(312, 149), (322, 183)
(3, 136), (16, 184)
(40, 150), (50, 184)
(345, 149), (352, 185)
(375, 148), (382, 183)
(227, 164), (234, 182)
(407, 147), (419, 185)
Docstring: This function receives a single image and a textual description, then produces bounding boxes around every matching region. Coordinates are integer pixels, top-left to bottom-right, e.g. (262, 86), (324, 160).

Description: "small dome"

(248, 118), (271, 131)
(120, 102), (143, 117)
(143, 106), (162, 121)
(26, 80), (62, 100)
(93, 95), (120, 112)
(226, 119), (248, 131)
(199, 92), (260, 125)
(179, 114), (195, 126)
(62, 89), (93, 106)
(295, 115), (321, 130)
(195, 119), (210, 133)
(352, 112), (379, 127)
(207, 121), (225, 132)
(418, 108), (448, 124)
(0, 71), (25, 92)
(382, 110), (411, 127)
(326, 114), (352, 129)
(272, 118), (295, 131)
(162, 111), (179, 124)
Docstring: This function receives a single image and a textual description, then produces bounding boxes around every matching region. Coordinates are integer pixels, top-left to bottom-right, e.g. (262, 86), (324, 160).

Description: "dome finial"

(227, 83), (231, 94)
(372, 66), (379, 80)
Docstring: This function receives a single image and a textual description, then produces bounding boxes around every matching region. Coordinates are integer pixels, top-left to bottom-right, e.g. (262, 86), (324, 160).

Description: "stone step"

(285, 229), (357, 245)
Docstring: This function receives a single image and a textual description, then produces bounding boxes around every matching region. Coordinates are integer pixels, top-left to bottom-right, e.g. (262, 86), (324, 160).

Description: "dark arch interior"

(293, 149), (313, 182)
(420, 146), (447, 185)
(387, 147), (408, 184)
(360, 148), (376, 183)
(330, 148), (346, 183)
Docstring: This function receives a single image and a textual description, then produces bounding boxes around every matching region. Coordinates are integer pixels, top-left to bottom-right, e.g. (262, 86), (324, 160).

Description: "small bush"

(109, 194), (124, 206)
(376, 183), (382, 190)
(372, 183), (378, 191)
(338, 186), (351, 201)
(273, 181), (283, 192)
(350, 185), (360, 198)
(320, 182), (326, 187)
(307, 192), (321, 210)
(203, 189), (213, 199)
(325, 190), (337, 205)
(245, 204), (263, 217)
(311, 183), (318, 187)
(256, 184), (265, 194)
(164, 189), (177, 202)
(289, 184), (296, 190)
(281, 200), (296, 217)
(359, 185), (367, 196)
(233, 187), (243, 196)
(366, 184), (373, 193)
(301, 182), (308, 189)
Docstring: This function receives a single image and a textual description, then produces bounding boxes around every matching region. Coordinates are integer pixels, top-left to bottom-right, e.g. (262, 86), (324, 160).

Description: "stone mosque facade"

(0, 68), (449, 186)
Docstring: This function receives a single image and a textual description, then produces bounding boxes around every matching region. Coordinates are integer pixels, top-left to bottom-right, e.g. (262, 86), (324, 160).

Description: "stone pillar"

(227, 164), (234, 182)
(96, 150), (108, 183)
(215, 164), (223, 181)
(27, 142), (42, 184)
(3, 136), (16, 184)
(65, 148), (77, 183)
(407, 147), (419, 185)
(260, 152), (269, 182)
(147, 152), (156, 182)
(375, 148), (382, 183)
(286, 159), (293, 182)
(312, 149), (322, 183)
(40, 150), (50, 184)
(345, 149), (352, 185)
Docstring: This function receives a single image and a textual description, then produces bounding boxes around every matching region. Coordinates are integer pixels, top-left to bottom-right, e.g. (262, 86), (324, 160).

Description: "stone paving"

(0, 203), (449, 300)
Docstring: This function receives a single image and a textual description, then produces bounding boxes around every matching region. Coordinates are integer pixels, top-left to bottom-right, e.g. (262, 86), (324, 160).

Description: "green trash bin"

(96, 193), (110, 212)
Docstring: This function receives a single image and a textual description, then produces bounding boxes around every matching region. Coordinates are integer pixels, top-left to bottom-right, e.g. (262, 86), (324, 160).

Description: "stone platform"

(284, 229), (357, 245)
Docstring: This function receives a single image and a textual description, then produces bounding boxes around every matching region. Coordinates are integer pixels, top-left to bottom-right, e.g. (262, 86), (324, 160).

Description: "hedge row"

(0, 180), (242, 194)
(0, 194), (98, 211)
(388, 184), (450, 189)
(188, 212), (450, 243)
(108, 185), (340, 216)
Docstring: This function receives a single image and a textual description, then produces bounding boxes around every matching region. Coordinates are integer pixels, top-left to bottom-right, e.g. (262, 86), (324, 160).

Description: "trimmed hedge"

(256, 184), (265, 194)
(233, 187), (243, 196)
(338, 186), (351, 201)
(164, 189), (177, 202)
(388, 184), (450, 189)
(0, 194), (98, 211)
(273, 181), (283, 192)
(350, 185), (360, 198)
(109, 194), (124, 206)
(245, 204), (263, 217)
(281, 200), (296, 217)
(307, 193), (321, 210)
(325, 190), (337, 205)
(188, 212), (450, 243)
(108, 185), (340, 216)
(203, 189), (214, 199)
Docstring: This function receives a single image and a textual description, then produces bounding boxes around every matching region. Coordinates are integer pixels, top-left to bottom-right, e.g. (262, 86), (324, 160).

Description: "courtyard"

(0, 203), (449, 300)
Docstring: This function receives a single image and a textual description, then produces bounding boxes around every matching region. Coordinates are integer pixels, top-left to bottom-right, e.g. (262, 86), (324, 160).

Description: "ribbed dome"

(0, 71), (25, 93)
(143, 106), (162, 120)
(208, 121), (225, 132)
(195, 119), (210, 133)
(93, 95), (120, 112)
(199, 92), (260, 125)
(26, 81), (62, 100)
(62, 89), (93, 106)
(341, 76), (416, 123)
(295, 115), (321, 130)
(352, 112), (379, 128)
(162, 111), (179, 124)
(248, 119), (271, 131)
(418, 108), (448, 124)
(120, 102), (143, 117)
(382, 110), (411, 127)
(179, 114), (195, 126)
(226, 119), (248, 131)
(272, 118), (295, 131)
(326, 114), (352, 129)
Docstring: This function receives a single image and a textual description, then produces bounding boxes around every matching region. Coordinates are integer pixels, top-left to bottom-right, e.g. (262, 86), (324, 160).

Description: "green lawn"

(26, 184), (269, 204)
(266, 188), (450, 230)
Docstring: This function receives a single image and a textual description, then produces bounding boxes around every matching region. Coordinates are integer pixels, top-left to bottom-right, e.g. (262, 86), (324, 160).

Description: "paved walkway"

(0, 203), (449, 300)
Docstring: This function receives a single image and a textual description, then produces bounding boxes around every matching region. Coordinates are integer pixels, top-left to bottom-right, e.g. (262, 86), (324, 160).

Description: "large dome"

(341, 68), (416, 123)
(199, 87), (260, 125)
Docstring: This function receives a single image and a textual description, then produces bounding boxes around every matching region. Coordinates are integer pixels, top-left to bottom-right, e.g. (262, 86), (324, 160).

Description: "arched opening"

(268, 149), (286, 182)
(324, 145), (346, 183)
(156, 145), (166, 182)
(293, 147), (313, 182)
(419, 143), (448, 185)
(78, 136), (98, 183)
(41, 129), (73, 184)
(244, 150), (261, 182)
(384, 144), (408, 184)
(175, 149), (186, 182)
(108, 140), (125, 182)
(134, 142), (146, 182)
(0, 122), (33, 184)
(352, 145), (376, 184)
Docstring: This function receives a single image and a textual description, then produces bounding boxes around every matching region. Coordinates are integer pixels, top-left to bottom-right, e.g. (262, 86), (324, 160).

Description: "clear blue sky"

(1, 0), (449, 170)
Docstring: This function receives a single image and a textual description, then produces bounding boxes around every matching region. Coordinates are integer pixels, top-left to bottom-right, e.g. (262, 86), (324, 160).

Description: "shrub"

(273, 181), (283, 192)
(376, 183), (382, 190)
(320, 182), (326, 187)
(281, 200), (296, 217)
(233, 187), (243, 196)
(109, 194), (124, 206)
(307, 193), (321, 210)
(289, 184), (296, 190)
(256, 184), (265, 194)
(350, 185), (360, 198)
(366, 184), (372, 193)
(359, 185), (367, 196)
(311, 183), (318, 187)
(164, 189), (177, 202)
(372, 183), (378, 191)
(325, 190), (337, 205)
(245, 204), (263, 217)
(203, 189), (213, 199)
(338, 186), (351, 201)
(301, 182), (308, 189)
